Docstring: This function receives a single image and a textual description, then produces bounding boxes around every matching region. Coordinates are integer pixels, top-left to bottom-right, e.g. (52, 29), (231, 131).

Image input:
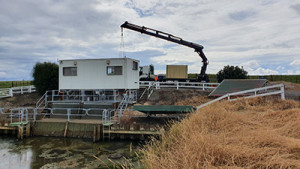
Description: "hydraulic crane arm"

(121, 21), (209, 81)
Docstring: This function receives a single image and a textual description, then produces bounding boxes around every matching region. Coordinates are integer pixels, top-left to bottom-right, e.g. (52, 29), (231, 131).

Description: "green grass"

(188, 74), (300, 83)
(0, 81), (33, 88)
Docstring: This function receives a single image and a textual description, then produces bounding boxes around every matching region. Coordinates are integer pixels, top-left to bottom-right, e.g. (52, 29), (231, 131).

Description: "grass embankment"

(141, 97), (300, 168)
(188, 74), (300, 83)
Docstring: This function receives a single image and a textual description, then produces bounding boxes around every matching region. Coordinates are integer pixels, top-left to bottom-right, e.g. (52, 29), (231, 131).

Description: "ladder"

(102, 122), (113, 141)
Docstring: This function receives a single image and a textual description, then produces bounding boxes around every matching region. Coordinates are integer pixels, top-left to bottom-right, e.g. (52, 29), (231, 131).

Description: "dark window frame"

(107, 66), (123, 75)
(133, 61), (138, 70)
(63, 67), (77, 76)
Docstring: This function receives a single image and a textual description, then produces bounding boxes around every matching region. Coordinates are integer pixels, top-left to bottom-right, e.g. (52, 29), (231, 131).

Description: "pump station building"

(59, 58), (140, 90)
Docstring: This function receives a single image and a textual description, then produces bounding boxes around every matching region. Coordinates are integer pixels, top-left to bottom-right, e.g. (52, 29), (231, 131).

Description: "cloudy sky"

(0, 0), (299, 80)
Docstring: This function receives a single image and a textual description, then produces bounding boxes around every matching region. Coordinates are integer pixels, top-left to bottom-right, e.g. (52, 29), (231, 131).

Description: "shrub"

(32, 62), (58, 95)
(217, 65), (248, 82)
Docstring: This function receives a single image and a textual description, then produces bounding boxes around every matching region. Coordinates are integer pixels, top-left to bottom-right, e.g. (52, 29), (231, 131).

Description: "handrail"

(139, 81), (219, 90)
(36, 92), (47, 108)
(197, 84), (285, 109)
(6, 107), (114, 123)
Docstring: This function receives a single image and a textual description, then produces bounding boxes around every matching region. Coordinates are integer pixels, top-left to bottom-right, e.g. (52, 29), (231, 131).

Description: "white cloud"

(0, 0), (299, 80)
(0, 72), (7, 78)
(290, 59), (300, 66)
(249, 68), (279, 75)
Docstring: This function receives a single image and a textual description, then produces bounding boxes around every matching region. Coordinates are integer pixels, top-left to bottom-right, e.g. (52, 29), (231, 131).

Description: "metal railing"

(36, 89), (138, 105)
(0, 85), (36, 98)
(139, 81), (219, 90)
(197, 83), (285, 109)
(2, 107), (113, 123)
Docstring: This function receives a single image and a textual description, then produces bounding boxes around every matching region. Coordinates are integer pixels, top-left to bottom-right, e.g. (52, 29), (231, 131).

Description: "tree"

(216, 65), (248, 83)
(32, 62), (58, 95)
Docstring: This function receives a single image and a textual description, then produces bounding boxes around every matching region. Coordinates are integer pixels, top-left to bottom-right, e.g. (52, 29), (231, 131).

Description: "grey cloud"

(291, 4), (300, 15)
(229, 10), (256, 21)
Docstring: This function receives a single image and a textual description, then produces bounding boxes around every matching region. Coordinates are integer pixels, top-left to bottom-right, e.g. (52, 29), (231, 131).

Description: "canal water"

(0, 136), (141, 169)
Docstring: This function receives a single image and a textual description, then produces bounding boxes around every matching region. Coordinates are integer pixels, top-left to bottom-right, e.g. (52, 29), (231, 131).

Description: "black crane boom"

(121, 21), (209, 82)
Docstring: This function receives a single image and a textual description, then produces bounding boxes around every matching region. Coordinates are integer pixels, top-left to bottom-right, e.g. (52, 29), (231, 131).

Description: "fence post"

(176, 82), (179, 90)
(280, 85), (285, 100)
(9, 88), (13, 97)
(202, 83), (205, 91)
(21, 87), (23, 94)
(29, 86), (32, 93)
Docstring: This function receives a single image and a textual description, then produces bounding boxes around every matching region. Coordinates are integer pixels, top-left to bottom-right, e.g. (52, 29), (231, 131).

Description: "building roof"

(59, 57), (139, 62)
(209, 79), (267, 97)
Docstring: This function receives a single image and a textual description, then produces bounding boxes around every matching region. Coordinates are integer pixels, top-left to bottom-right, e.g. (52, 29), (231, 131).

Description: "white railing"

(36, 92), (48, 109)
(0, 85), (36, 98)
(139, 81), (219, 90)
(197, 84), (285, 109)
(2, 107), (113, 123)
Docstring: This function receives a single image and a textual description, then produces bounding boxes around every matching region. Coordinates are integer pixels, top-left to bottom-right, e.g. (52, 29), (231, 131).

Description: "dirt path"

(0, 93), (40, 108)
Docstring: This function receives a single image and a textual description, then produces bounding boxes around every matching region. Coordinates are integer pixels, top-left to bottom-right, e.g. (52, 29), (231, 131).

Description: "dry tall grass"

(141, 97), (300, 168)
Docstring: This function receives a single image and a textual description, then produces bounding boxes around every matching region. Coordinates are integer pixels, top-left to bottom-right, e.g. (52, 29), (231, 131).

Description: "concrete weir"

(1, 119), (162, 141)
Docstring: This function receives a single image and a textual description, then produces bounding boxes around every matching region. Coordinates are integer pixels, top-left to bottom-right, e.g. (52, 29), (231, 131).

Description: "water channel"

(0, 136), (141, 169)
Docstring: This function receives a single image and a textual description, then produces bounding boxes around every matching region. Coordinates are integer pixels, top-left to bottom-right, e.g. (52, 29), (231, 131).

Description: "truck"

(139, 64), (155, 81)
(121, 21), (209, 82)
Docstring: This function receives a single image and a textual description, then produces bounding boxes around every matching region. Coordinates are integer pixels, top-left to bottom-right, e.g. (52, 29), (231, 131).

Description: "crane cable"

(119, 28), (126, 58)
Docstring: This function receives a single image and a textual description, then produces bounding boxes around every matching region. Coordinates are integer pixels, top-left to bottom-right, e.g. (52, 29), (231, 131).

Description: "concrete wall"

(59, 58), (139, 90)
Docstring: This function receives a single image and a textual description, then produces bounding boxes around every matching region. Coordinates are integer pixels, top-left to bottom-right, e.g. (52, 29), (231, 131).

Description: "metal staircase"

(112, 90), (129, 123)
(139, 83), (155, 102)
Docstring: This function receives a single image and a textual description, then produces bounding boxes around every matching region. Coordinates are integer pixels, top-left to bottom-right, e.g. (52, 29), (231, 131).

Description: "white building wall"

(59, 58), (139, 90)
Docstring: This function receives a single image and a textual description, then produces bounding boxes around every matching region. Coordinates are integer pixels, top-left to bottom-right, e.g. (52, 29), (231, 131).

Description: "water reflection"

(0, 138), (32, 169)
(0, 137), (140, 169)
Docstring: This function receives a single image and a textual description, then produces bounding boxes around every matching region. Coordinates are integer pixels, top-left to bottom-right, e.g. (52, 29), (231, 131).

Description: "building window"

(63, 67), (77, 76)
(133, 61), (138, 70)
(107, 66), (122, 75)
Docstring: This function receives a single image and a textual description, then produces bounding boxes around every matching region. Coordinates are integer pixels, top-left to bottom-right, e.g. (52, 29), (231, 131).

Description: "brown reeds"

(141, 97), (300, 168)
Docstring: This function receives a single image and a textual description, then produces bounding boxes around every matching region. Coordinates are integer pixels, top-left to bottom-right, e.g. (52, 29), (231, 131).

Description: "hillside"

(141, 97), (300, 168)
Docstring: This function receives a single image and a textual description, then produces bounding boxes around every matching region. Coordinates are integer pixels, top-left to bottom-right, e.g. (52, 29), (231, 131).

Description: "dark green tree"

(32, 62), (58, 95)
(216, 65), (248, 83)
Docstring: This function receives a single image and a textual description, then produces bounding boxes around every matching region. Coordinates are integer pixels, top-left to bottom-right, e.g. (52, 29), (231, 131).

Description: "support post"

(21, 87), (23, 94)
(45, 91), (48, 104)
(25, 109), (28, 122)
(93, 126), (96, 142)
(33, 109), (37, 121)
(52, 90), (55, 102)
(97, 125), (101, 141)
(202, 83), (205, 91)
(176, 82), (179, 90)
(26, 123), (30, 137)
(10, 110), (13, 123)
(64, 121), (69, 137)
(67, 109), (71, 122)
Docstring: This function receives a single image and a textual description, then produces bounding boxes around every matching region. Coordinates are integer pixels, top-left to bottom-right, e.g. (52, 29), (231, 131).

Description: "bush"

(217, 65), (248, 82)
(32, 62), (58, 95)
